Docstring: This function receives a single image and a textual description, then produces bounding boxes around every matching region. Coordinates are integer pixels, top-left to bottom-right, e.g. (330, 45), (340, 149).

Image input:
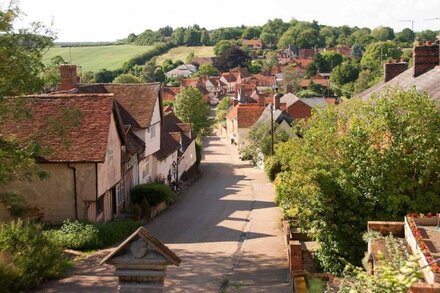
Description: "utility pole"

(398, 19), (415, 31)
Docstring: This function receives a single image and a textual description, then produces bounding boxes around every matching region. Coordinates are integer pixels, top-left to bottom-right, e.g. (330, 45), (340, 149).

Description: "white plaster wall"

(179, 140), (197, 177)
(155, 151), (178, 183)
(97, 112), (122, 196)
(144, 98), (161, 157)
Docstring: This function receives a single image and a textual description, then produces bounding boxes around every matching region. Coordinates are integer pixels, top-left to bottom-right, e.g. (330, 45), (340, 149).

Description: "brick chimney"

(258, 94), (265, 107)
(59, 64), (79, 91)
(384, 61), (408, 82)
(273, 93), (282, 110)
(413, 41), (439, 77)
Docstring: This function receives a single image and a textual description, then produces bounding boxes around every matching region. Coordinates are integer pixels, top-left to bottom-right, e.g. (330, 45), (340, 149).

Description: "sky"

(3, 0), (440, 42)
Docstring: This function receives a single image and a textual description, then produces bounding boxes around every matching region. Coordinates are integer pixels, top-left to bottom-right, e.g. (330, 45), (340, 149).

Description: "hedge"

(130, 183), (176, 206)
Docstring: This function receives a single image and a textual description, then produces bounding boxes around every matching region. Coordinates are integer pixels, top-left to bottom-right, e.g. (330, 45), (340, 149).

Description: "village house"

(242, 39), (264, 50)
(165, 64), (197, 78)
(360, 40), (440, 102)
(0, 93), (131, 223)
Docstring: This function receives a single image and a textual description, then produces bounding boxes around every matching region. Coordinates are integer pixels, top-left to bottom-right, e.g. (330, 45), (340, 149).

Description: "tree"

(320, 26), (337, 47)
(216, 46), (250, 71)
(113, 73), (142, 84)
(215, 96), (231, 123)
(94, 69), (117, 83)
(214, 40), (234, 56)
(262, 51), (278, 74)
(186, 51), (195, 64)
(81, 71), (95, 83)
(274, 88), (440, 273)
(360, 41), (402, 72)
(200, 30), (211, 46)
(248, 60), (262, 74)
(371, 26), (395, 41)
(174, 87), (212, 136)
(330, 60), (360, 96)
(158, 26), (173, 37)
(307, 51), (343, 75)
(242, 26), (261, 40)
(350, 28), (373, 47)
(416, 30), (438, 42)
(240, 122), (289, 165)
(197, 64), (218, 76)
(183, 29), (201, 46)
(172, 27), (185, 45)
(395, 28), (415, 44)
(0, 6), (54, 97)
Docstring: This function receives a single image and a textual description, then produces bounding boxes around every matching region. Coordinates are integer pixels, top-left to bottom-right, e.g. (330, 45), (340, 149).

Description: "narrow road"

(39, 135), (290, 292)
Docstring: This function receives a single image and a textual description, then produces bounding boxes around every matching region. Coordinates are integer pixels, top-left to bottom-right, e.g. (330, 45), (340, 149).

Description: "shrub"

(46, 219), (141, 251)
(46, 220), (100, 250)
(264, 156), (282, 181)
(0, 220), (71, 291)
(131, 183), (176, 206)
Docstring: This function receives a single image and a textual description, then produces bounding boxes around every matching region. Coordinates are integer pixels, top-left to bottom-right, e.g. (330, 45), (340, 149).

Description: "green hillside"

(156, 46), (215, 64)
(43, 45), (154, 72)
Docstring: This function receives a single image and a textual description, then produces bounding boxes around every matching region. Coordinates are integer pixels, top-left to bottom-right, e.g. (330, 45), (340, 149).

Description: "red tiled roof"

(293, 58), (313, 68)
(1, 94), (116, 163)
(163, 112), (194, 151)
(230, 68), (251, 79)
(221, 72), (237, 83)
(242, 39), (263, 46)
(73, 83), (161, 129)
(181, 78), (201, 87)
(226, 104), (265, 128)
(162, 87), (181, 102)
(299, 79), (329, 88)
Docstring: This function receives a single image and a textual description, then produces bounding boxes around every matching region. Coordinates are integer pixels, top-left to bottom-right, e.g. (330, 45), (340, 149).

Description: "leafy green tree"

(274, 88), (440, 273)
(127, 33), (137, 43)
(242, 26), (261, 40)
(214, 40), (234, 56)
(240, 122), (289, 165)
(94, 69), (117, 83)
(416, 29), (438, 42)
(307, 51), (343, 75)
(186, 51), (195, 64)
(320, 26), (337, 47)
(42, 55), (66, 91)
(81, 71), (95, 83)
(0, 6), (54, 97)
(350, 28), (373, 47)
(172, 27), (185, 45)
(183, 29), (201, 46)
(200, 30), (211, 46)
(282, 64), (301, 93)
(260, 18), (289, 45)
(371, 26), (395, 41)
(158, 26), (173, 37)
(215, 96), (231, 123)
(197, 64), (218, 76)
(262, 51), (278, 74)
(395, 28), (415, 44)
(351, 44), (363, 59)
(360, 41), (402, 72)
(248, 60), (262, 74)
(113, 73), (142, 83)
(330, 60), (360, 96)
(161, 59), (176, 72)
(354, 69), (379, 94)
(174, 87), (212, 136)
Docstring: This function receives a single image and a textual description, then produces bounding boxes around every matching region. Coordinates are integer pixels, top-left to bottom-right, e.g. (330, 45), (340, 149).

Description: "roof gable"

(75, 83), (161, 129)
(1, 94), (116, 163)
(100, 227), (181, 266)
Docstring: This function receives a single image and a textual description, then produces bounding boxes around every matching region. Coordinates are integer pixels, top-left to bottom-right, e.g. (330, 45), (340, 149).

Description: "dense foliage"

(0, 220), (71, 292)
(175, 87), (212, 136)
(45, 219), (141, 251)
(215, 96), (232, 123)
(131, 183), (176, 206)
(274, 88), (440, 273)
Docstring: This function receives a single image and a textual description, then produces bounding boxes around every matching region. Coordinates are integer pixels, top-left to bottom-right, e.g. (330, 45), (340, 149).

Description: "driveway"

(39, 135), (290, 292)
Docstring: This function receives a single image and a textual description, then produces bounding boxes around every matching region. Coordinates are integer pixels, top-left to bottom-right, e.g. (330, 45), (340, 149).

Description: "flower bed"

(406, 214), (440, 276)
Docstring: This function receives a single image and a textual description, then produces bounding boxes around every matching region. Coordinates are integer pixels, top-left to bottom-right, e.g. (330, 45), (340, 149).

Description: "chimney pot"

(426, 40), (432, 46)
(418, 40), (423, 46)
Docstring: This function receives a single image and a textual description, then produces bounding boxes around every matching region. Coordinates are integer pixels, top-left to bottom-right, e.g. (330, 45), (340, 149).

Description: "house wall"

(279, 120), (293, 135)
(143, 98), (161, 157)
(179, 140), (197, 177)
(237, 128), (250, 150)
(155, 150), (178, 184)
(97, 112), (122, 196)
(139, 156), (153, 184)
(0, 165), (74, 223)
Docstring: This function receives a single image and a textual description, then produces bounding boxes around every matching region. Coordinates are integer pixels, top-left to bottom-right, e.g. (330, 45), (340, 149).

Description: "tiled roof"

(226, 104), (265, 128)
(154, 129), (180, 161)
(293, 58), (313, 68)
(162, 87), (181, 101)
(242, 39), (263, 46)
(1, 94), (116, 163)
(73, 83), (161, 129)
(359, 66), (440, 102)
(231, 68), (251, 79)
(299, 79), (329, 88)
(163, 112), (194, 152)
(247, 74), (276, 86)
(221, 73), (237, 83)
(126, 129), (145, 156)
(181, 78), (201, 87)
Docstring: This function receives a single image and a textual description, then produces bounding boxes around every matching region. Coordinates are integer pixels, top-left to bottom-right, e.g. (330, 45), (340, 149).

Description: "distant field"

(156, 46), (215, 65)
(43, 45), (154, 72)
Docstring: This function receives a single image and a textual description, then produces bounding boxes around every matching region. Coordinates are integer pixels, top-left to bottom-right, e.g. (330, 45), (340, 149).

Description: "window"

(96, 195), (104, 216)
(150, 124), (156, 138)
(116, 182), (124, 206)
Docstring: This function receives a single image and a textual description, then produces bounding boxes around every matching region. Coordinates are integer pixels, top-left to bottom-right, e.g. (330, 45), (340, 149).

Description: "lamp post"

(172, 160), (178, 192)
